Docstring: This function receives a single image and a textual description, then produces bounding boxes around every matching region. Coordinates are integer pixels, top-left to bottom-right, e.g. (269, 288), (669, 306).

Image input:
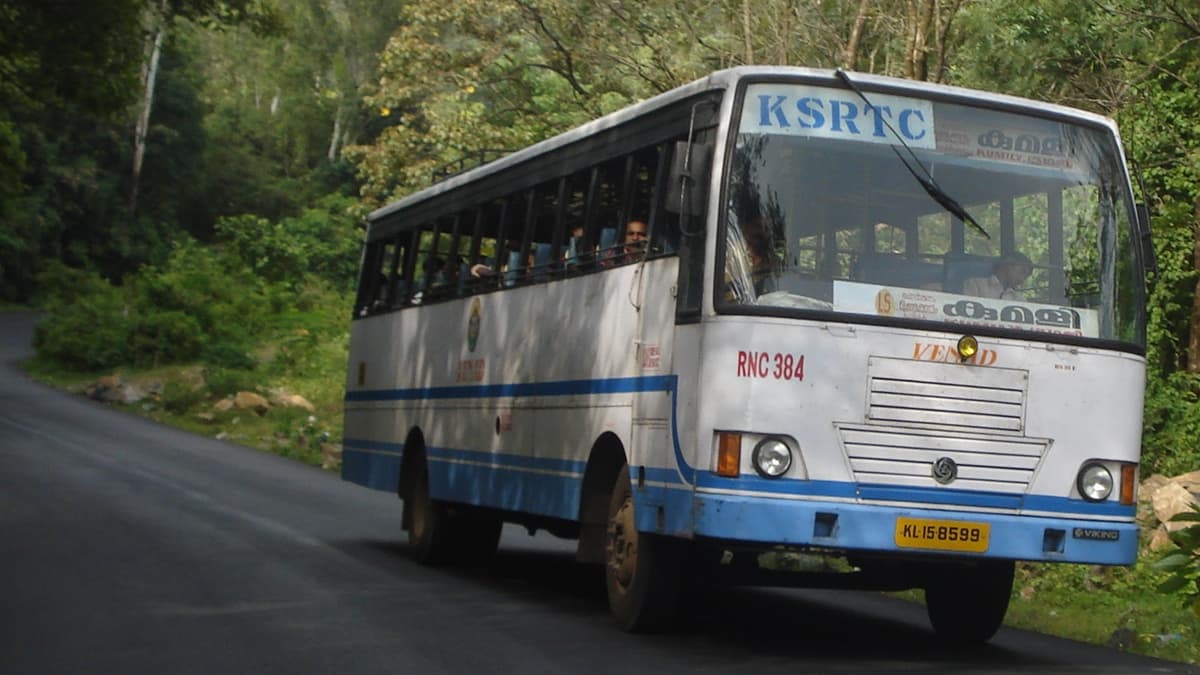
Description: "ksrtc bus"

(343, 66), (1152, 643)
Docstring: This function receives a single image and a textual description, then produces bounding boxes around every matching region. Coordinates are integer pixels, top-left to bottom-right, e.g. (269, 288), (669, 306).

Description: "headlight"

(1077, 463), (1113, 502)
(752, 438), (792, 478)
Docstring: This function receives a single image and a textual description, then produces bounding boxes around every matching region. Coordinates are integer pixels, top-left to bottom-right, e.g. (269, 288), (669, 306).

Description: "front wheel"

(605, 465), (681, 632)
(924, 559), (1014, 645)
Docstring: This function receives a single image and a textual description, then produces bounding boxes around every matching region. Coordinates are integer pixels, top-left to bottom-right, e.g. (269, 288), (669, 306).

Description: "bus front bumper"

(681, 489), (1139, 565)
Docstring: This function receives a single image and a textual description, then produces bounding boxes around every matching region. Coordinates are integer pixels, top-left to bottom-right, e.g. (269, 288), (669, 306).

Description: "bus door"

(630, 255), (681, 535)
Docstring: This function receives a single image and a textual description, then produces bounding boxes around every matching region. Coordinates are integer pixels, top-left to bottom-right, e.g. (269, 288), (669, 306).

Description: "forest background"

(2, 0), (1199, 661)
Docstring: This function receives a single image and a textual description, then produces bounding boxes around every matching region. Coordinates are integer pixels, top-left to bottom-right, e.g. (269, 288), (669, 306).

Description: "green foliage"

(162, 380), (207, 414)
(215, 194), (363, 289)
(31, 263), (133, 371)
(1153, 505), (1200, 619)
(130, 310), (207, 367)
(1141, 373), (1200, 475)
(203, 342), (257, 370)
(204, 366), (258, 399)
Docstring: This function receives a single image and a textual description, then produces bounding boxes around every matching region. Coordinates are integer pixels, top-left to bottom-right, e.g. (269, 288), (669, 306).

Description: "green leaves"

(1153, 504), (1200, 614)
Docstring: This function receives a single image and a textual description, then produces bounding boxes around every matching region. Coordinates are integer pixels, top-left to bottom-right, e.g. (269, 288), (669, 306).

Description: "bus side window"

(598, 228), (617, 257)
(354, 240), (389, 317)
(533, 242), (553, 282)
(563, 171), (589, 271)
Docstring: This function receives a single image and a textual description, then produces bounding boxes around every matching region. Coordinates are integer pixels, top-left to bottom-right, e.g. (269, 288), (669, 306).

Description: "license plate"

(895, 517), (990, 553)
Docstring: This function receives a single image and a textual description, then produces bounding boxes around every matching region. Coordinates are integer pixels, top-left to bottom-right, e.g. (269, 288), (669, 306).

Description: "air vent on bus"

(865, 357), (1027, 434)
(837, 424), (1048, 495)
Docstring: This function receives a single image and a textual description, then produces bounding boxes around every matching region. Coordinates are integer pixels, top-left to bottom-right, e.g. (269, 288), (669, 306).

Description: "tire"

(924, 559), (1014, 645)
(407, 456), (457, 565)
(605, 465), (681, 632)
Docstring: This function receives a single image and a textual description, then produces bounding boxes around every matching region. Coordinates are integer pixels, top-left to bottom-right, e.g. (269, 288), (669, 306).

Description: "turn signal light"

(1120, 464), (1137, 506)
(717, 432), (741, 477)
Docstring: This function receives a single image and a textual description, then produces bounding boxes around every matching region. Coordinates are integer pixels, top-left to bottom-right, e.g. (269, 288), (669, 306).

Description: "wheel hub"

(606, 495), (638, 592)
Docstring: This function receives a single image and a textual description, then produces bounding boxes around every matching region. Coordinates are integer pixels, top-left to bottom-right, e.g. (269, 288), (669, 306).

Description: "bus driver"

(963, 252), (1033, 301)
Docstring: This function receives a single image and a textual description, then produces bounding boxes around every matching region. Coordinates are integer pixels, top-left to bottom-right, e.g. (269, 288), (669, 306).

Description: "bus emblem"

(932, 457), (958, 484)
(468, 298), (482, 352)
(875, 289), (894, 315)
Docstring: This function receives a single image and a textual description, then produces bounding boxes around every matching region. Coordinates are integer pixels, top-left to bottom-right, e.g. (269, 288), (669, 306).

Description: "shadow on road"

(328, 536), (1077, 672)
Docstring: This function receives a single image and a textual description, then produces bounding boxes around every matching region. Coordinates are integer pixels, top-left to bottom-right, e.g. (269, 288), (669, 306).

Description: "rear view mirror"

(665, 140), (712, 218)
(1136, 202), (1157, 285)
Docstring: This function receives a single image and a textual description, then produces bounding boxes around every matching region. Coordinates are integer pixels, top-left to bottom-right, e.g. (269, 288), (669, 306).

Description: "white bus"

(343, 66), (1152, 643)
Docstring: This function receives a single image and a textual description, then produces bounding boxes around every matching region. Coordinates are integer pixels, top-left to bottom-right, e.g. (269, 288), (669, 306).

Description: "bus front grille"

(837, 424), (1048, 495)
(865, 357), (1028, 434)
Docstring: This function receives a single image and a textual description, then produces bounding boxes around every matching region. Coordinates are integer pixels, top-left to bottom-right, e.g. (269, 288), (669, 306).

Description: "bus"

(342, 66), (1152, 644)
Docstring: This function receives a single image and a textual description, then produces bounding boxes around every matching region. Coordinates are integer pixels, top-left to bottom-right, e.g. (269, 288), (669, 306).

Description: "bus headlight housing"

(1077, 463), (1114, 502)
(752, 437), (792, 478)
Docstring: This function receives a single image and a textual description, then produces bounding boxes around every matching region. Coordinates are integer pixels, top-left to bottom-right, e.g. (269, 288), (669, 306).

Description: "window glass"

(723, 81), (1144, 344)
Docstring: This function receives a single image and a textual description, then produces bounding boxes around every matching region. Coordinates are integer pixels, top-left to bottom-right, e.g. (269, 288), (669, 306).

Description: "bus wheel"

(924, 559), (1014, 645)
(605, 465), (679, 632)
(408, 457), (456, 565)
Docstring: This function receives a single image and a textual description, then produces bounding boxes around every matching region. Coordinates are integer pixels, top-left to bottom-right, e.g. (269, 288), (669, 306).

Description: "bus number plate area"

(894, 517), (990, 553)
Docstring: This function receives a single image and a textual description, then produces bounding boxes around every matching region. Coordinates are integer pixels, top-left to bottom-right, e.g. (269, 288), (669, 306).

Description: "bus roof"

(367, 66), (1120, 225)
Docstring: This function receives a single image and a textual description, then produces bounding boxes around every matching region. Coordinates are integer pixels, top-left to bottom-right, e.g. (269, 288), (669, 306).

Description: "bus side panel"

(346, 261), (691, 525)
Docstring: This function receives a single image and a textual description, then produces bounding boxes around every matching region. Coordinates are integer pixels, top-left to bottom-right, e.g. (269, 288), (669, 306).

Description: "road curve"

(0, 312), (1194, 674)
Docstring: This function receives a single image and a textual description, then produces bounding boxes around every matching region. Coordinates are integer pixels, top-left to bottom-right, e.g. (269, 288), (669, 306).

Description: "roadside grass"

(1004, 559), (1198, 663)
(20, 335), (1200, 666)
(23, 322), (347, 471)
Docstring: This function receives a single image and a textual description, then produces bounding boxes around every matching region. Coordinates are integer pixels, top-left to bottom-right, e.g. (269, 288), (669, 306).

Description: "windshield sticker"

(741, 84), (935, 149)
(931, 107), (1086, 174)
(835, 281), (1100, 338)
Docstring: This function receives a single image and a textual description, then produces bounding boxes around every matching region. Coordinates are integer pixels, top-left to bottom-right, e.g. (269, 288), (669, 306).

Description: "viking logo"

(932, 457), (958, 484)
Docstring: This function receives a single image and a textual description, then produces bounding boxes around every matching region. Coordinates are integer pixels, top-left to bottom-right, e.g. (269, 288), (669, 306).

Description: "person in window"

(963, 252), (1033, 301)
(602, 220), (648, 267)
(621, 220), (648, 261)
(724, 218), (775, 302)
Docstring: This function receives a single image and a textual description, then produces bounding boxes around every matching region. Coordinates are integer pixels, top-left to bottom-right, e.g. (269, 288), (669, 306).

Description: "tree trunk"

(130, 1), (168, 215)
(742, 0), (754, 65)
(1188, 196), (1200, 373)
(327, 106), (344, 162)
(913, 0), (936, 80)
(843, 0), (872, 69)
(932, 0), (964, 83)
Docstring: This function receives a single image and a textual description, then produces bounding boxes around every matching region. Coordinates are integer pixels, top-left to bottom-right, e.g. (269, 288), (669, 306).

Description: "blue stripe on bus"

(344, 375), (677, 402)
(428, 454), (582, 521)
(344, 438), (1132, 523)
(343, 374), (697, 485)
(428, 446), (588, 475)
(694, 472), (1134, 517)
(342, 446), (403, 492)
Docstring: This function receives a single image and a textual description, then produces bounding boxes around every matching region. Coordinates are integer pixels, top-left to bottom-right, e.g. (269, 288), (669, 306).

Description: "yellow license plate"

(895, 517), (990, 553)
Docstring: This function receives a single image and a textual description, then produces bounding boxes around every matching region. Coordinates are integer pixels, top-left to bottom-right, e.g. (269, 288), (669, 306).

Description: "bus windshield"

(722, 81), (1144, 345)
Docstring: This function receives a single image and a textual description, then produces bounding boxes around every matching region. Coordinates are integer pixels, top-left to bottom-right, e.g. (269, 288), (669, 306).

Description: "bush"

(131, 310), (206, 367)
(1154, 505), (1200, 619)
(215, 194), (362, 290)
(205, 366), (258, 399)
(1141, 372), (1200, 475)
(203, 342), (257, 370)
(32, 264), (132, 371)
(161, 381), (206, 414)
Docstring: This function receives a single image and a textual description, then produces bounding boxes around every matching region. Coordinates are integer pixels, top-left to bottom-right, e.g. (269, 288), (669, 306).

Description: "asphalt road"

(1, 311), (1194, 674)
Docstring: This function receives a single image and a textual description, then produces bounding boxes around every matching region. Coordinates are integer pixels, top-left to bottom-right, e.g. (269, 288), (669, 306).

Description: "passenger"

(602, 220), (648, 267)
(725, 218), (776, 302)
(963, 252), (1033, 301)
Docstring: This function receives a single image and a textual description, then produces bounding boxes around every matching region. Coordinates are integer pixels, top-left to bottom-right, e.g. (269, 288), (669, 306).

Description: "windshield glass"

(722, 81), (1143, 345)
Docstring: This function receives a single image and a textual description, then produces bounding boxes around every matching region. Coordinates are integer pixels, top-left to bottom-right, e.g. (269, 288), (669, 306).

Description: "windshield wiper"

(835, 69), (990, 240)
